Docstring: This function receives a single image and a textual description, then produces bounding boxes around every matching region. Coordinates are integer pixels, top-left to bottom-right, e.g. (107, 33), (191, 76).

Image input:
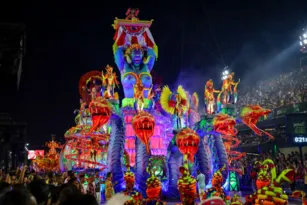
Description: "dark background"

(0, 0), (306, 145)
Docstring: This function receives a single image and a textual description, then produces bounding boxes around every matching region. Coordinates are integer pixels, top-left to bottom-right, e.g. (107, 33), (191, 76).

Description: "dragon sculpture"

(212, 113), (238, 137)
(240, 105), (274, 140)
(132, 111), (155, 154)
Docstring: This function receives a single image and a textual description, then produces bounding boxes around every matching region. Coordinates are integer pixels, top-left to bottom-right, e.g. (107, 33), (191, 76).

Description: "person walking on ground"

(197, 170), (206, 202)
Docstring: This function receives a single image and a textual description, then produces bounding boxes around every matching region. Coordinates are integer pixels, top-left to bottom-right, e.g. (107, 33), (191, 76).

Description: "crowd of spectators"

(0, 167), (104, 205)
(233, 151), (307, 191)
(234, 68), (307, 147)
(237, 128), (288, 148)
(237, 68), (307, 111)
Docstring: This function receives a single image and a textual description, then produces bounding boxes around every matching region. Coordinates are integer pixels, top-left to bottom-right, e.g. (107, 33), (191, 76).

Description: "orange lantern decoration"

(89, 97), (112, 133)
(132, 111), (155, 154)
(176, 128), (200, 162)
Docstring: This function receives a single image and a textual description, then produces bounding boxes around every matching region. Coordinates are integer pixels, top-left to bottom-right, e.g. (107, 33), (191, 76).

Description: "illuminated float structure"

(33, 137), (61, 172)
(59, 9), (275, 203)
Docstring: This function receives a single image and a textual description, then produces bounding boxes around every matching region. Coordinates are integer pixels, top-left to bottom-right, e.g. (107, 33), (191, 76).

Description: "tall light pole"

(24, 143), (29, 164)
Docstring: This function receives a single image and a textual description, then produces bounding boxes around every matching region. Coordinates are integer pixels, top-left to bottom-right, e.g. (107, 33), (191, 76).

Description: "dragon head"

(88, 97), (112, 132)
(132, 111), (155, 153)
(89, 97), (112, 119)
(132, 111), (155, 139)
(176, 128), (200, 162)
(212, 113), (237, 136)
(240, 105), (271, 120)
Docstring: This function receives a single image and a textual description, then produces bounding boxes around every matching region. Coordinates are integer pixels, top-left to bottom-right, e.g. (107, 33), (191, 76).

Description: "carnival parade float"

(58, 8), (279, 204)
(33, 137), (61, 172)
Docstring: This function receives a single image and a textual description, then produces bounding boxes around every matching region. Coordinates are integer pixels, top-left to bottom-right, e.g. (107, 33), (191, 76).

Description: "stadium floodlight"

(223, 70), (229, 75)
(300, 28), (307, 54)
(221, 67), (230, 80)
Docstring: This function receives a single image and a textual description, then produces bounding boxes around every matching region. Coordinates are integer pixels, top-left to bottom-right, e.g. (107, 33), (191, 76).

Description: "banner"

(286, 113), (307, 144)
(274, 103), (307, 118)
(28, 150), (44, 160)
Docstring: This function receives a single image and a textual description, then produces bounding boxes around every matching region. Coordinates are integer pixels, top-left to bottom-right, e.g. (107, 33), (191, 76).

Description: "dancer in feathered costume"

(160, 85), (189, 129)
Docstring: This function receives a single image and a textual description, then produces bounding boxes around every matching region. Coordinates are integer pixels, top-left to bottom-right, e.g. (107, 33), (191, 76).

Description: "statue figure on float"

(220, 72), (240, 104)
(204, 79), (220, 114)
(112, 8), (158, 98)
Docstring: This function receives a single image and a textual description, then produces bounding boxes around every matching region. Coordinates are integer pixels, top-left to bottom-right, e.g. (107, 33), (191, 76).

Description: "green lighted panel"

(122, 98), (152, 108)
(229, 171), (239, 191)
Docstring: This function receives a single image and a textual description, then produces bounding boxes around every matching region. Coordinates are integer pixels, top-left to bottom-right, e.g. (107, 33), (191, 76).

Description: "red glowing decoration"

(176, 128), (200, 162)
(212, 113), (237, 136)
(240, 105), (274, 140)
(132, 111), (155, 154)
(89, 97), (112, 133)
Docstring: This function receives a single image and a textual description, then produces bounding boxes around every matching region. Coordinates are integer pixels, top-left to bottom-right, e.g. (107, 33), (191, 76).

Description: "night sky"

(0, 0), (306, 146)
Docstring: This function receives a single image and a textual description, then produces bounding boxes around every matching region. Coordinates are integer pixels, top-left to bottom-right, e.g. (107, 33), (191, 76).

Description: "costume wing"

(177, 85), (189, 113)
(191, 92), (199, 110)
(160, 85), (175, 114)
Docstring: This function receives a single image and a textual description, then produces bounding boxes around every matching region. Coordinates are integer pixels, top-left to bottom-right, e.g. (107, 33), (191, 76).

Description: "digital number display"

(294, 136), (307, 143)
